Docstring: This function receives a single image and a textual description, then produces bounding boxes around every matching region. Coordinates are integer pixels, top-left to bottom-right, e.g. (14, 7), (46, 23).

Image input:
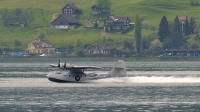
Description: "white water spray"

(95, 76), (200, 83)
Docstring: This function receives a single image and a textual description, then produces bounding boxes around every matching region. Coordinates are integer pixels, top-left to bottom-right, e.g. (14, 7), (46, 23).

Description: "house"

(62, 3), (81, 17)
(50, 14), (79, 29)
(103, 16), (131, 32)
(27, 39), (55, 54)
(91, 5), (110, 14)
(88, 44), (111, 54)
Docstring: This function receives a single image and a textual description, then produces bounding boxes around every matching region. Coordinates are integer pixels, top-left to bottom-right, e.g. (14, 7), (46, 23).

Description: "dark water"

(1, 61), (200, 112)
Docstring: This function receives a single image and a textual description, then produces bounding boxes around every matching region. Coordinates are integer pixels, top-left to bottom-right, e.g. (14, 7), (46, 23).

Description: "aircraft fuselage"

(47, 71), (108, 83)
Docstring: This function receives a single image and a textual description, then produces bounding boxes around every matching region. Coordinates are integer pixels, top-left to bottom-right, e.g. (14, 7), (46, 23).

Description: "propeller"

(57, 59), (60, 68)
(63, 61), (66, 69)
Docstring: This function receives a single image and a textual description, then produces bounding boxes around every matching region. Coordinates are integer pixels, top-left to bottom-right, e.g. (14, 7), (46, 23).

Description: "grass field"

(0, 0), (200, 49)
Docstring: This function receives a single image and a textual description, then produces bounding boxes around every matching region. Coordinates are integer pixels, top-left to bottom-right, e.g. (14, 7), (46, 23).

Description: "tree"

(142, 20), (149, 30)
(36, 29), (46, 40)
(195, 33), (200, 41)
(148, 46), (164, 56)
(2, 8), (33, 27)
(74, 39), (84, 57)
(146, 39), (163, 56)
(151, 39), (162, 48)
(190, 42), (199, 49)
(97, 0), (111, 10)
(2, 8), (14, 26)
(134, 13), (142, 54)
(171, 16), (185, 48)
(19, 11), (33, 26)
(150, 25), (157, 33)
(14, 39), (22, 46)
(190, 14), (196, 34)
(122, 40), (134, 52)
(158, 16), (170, 42)
(142, 33), (156, 50)
(15, 8), (22, 20)
(162, 38), (173, 50)
(190, 0), (200, 5)
(191, 0), (194, 5)
(184, 16), (190, 36)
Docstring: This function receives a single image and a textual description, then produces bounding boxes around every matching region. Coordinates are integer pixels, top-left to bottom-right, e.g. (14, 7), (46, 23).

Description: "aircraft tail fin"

(107, 60), (126, 77)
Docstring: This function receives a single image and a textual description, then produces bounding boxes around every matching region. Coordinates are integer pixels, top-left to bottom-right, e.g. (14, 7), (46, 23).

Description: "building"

(165, 49), (200, 57)
(27, 39), (55, 54)
(103, 16), (131, 32)
(88, 44), (111, 54)
(50, 14), (79, 29)
(62, 3), (81, 17)
(115, 48), (131, 57)
(91, 5), (110, 14)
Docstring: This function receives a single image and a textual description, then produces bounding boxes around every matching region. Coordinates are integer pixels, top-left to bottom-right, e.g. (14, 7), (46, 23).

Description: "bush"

(190, 42), (199, 49)
(190, 0), (199, 6)
(195, 0), (199, 5)
(85, 53), (113, 57)
(1, 47), (12, 52)
(76, 50), (84, 57)
(147, 46), (164, 56)
(121, 26), (134, 34)
(14, 39), (22, 46)
(191, 0), (195, 5)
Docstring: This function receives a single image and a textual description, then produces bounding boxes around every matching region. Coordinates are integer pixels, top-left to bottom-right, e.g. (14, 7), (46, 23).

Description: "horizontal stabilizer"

(49, 64), (58, 67)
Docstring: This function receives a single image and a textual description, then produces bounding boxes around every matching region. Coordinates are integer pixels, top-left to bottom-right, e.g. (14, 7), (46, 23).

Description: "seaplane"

(47, 60), (126, 83)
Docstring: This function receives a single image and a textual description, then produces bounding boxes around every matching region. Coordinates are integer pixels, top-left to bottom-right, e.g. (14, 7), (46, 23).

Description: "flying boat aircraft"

(47, 60), (126, 83)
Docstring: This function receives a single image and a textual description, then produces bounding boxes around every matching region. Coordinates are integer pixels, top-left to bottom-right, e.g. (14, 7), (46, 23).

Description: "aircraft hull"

(47, 72), (107, 83)
(48, 77), (74, 83)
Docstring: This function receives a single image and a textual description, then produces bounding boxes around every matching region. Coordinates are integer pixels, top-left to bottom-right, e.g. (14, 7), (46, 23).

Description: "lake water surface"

(0, 61), (200, 112)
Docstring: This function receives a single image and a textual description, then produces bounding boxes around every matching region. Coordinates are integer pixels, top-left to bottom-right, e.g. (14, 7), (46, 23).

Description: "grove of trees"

(158, 15), (196, 50)
(2, 8), (33, 27)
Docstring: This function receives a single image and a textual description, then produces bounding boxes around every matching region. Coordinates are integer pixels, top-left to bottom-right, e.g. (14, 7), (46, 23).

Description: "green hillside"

(0, 0), (200, 50)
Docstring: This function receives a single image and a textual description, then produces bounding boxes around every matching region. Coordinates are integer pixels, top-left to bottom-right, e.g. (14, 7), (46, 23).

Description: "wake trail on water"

(94, 76), (200, 83)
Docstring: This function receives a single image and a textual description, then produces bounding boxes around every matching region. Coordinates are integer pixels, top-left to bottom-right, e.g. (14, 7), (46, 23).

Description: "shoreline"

(0, 57), (200, 62)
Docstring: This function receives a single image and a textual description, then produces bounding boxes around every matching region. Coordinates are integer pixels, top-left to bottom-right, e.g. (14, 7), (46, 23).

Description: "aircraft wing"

(49, 62), (71, 68)
(71, 66), (102, 69)
(49, 64), (101, 70)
